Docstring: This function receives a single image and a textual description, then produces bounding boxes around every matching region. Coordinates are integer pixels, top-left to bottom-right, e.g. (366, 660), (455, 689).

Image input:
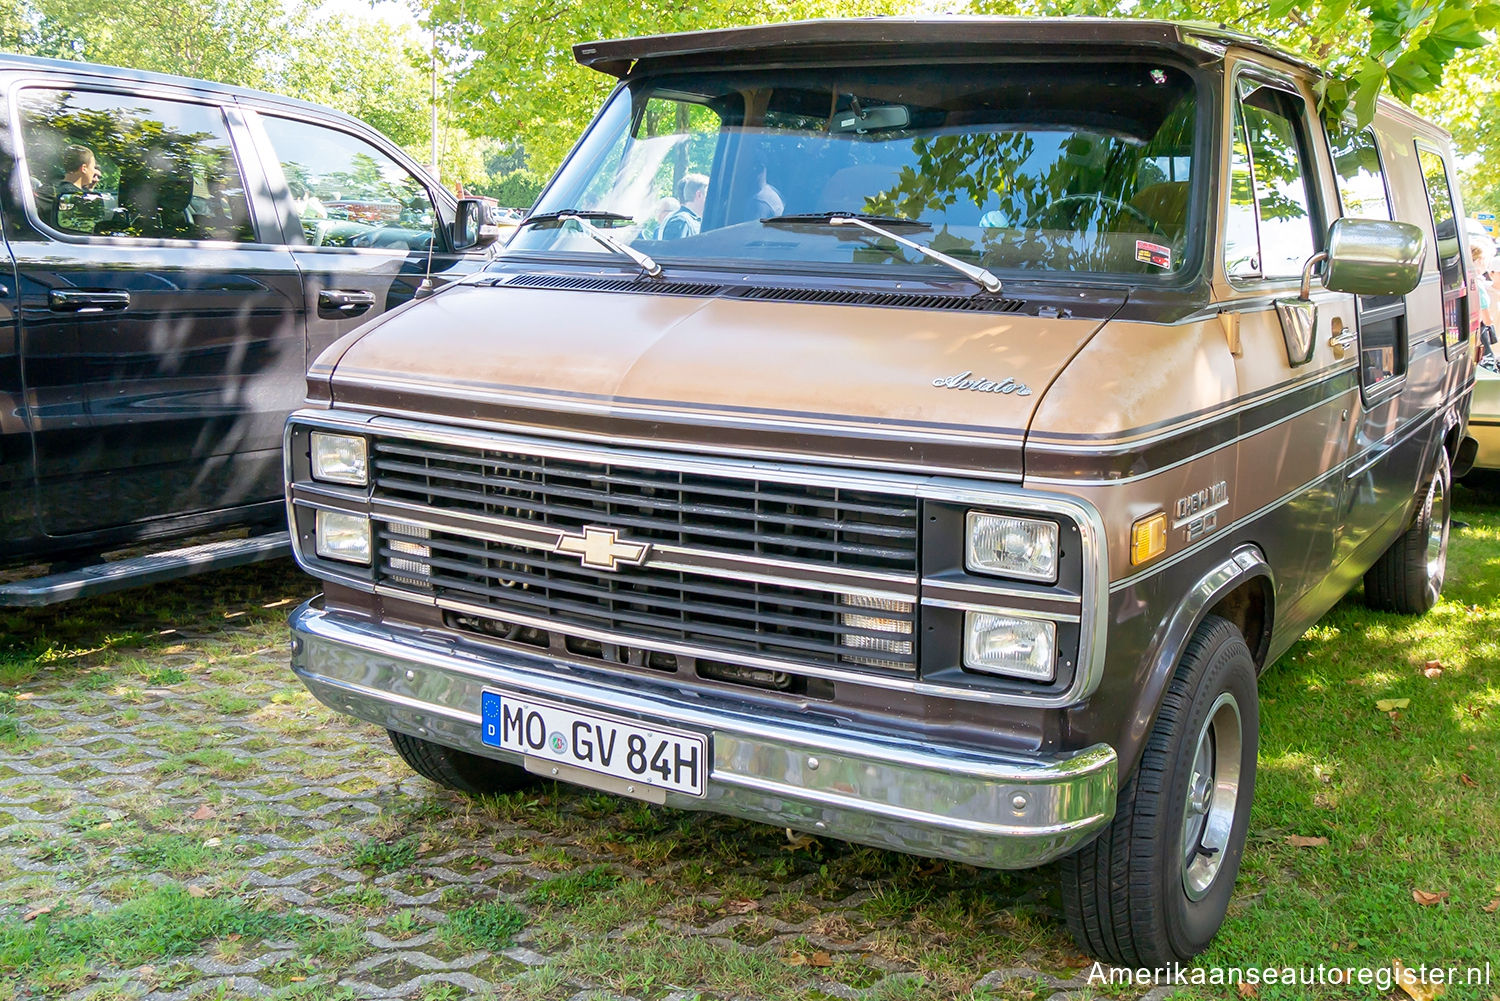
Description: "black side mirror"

(452, 198), (499, 251)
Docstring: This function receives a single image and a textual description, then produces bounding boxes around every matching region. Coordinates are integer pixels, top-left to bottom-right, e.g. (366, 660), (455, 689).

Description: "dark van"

(0, 54), (497, 604)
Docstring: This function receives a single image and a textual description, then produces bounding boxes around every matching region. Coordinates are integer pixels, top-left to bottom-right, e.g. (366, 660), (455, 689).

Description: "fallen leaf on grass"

(1377, 698), (1411, 712)
(22, 904), (52, 922)
(1412, 889), (1450, 906)
(781, 829), (818, 852)
(1286, 835), (1329, 848)
(723, 899), (758, 914)
(1483, 898), (1499, 914)
(1461, 774), (1479, 788)
(190, 804), (216, 821)
(1394, 958), (1446, 1001)
(1237, 983), (1259, 998)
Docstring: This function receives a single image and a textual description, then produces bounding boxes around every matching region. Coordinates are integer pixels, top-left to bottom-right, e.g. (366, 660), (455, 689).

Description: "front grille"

(374, 522), (917, 673)
(370, 439), (918, 573)
(367, 437), (921, 674)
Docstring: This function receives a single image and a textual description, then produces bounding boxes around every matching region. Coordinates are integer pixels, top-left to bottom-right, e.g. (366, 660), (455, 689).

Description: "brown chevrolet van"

(281, 19), (1477, 963)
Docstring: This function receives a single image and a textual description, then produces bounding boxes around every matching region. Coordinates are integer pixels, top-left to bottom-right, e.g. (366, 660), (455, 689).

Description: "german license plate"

(480, 691), (707, 797)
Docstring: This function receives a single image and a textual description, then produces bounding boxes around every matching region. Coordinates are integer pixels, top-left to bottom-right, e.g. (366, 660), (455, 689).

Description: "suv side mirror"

(452, 198), (500, 251)
(1320, 217), (1426, 297)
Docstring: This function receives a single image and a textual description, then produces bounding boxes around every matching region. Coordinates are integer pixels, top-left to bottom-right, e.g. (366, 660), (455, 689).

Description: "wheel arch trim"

(1116, 544), (1273, 782)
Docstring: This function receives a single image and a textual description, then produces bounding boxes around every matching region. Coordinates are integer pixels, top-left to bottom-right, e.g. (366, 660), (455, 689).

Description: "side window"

(259, 116), (437, 252)
(1416, 145), (1466, 349)
(1327, 123), (1392, 220)
(18, 88), (255, 243)
(1222, 82), (1320, 280)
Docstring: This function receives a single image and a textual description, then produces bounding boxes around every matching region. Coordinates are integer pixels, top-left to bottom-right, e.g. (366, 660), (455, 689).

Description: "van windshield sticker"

(1136, 240), (1172, 269)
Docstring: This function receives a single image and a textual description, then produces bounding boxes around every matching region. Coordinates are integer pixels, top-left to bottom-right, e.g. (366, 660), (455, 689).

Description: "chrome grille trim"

(285, 410), (1112, 708)
(371, 520), (919, 672)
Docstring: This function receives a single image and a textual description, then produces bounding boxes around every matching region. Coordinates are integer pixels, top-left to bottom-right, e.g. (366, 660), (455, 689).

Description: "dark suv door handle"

(318, 289), (377, 317)
(49, 289), (130, 312)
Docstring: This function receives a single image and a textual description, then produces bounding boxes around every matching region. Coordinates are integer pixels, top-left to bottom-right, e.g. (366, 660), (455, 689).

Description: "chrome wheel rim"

(1425, 472), (1448, 602)
(1181, 692), (1243, 902)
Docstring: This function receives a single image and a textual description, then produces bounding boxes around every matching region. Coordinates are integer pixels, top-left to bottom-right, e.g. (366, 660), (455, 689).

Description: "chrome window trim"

(284, 410), (1110, 709)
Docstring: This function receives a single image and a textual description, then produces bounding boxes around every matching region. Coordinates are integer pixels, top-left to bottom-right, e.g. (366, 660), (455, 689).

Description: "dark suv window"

(18, 89), (256, 243)
(258, 115), (438, 252)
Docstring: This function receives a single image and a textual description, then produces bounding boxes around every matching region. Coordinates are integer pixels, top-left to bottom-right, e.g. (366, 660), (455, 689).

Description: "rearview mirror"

(452, 198), (499, 251)
(1321, 217), (1426, 297)
(831, 104), (910, 134)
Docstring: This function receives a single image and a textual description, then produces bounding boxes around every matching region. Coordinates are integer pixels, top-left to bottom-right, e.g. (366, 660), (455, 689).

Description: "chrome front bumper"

(290, 600), (1118, 869)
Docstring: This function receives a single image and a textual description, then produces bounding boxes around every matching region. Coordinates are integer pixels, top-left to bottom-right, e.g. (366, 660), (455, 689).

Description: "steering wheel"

(1032, 193), (1164, 235)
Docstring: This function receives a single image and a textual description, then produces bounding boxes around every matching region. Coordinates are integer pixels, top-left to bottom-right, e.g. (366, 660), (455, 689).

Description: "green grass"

(436, 899), (528, 951)
(1192, 489), (1500, 996)
(0, 884), (302, 980)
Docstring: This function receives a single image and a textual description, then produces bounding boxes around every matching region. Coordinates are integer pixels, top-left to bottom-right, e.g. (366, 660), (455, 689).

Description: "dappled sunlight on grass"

(1204, 501), (1500, 979)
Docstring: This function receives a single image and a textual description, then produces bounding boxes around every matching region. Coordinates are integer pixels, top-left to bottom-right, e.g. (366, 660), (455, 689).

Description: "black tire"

(1060, 615), (1258, 965)
(1364, 449), (1451, 614)
(388, 730), (533, 796)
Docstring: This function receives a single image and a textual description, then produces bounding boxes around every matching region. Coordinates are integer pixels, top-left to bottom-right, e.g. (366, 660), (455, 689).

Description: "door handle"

(49, 289), (130, 312)
(1328, 329), (1357, 359)
(318, 288), (377, 317)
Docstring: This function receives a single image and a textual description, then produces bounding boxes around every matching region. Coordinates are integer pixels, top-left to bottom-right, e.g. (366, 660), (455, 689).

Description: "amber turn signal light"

(1130, 513), (1167, 566)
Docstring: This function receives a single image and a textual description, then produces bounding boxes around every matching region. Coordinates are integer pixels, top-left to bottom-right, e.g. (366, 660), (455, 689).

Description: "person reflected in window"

(750, 157), (783, 218)
(642, 196), (679, 240)
(661, 173), (708, 239)
(57, 145), (100, 195)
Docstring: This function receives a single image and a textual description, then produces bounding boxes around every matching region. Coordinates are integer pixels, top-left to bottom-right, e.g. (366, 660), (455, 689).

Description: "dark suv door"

(242, 110), (484, 365)
(9, 82), (303, 539)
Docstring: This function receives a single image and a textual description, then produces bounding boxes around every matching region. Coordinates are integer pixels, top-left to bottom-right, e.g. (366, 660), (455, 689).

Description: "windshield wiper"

(763, 211), (931, 230)
(521, 209), (634, 227)
(763, 211), (1002, 295)
(519, 209), (662, 278)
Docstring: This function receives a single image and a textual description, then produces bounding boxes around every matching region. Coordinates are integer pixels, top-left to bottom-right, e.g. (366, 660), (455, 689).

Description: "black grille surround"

(367, 436), (921, 675)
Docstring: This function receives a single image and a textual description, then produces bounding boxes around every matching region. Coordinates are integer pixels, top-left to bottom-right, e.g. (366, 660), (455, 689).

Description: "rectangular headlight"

(310, 432), (369, 486)
(965, 512), (1059, 582)
(315, 510), (372, 564)
(963, 611), (1056, 682)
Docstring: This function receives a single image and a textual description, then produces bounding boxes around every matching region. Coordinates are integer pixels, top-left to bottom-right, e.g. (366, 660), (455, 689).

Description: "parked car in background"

(1467, 359), (1500, 472)
(282, 18), (1477, 966)
(0, 53), (498, 605)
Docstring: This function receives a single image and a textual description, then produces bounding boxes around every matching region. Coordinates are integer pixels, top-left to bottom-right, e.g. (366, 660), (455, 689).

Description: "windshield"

(507, 60), (1202, 279)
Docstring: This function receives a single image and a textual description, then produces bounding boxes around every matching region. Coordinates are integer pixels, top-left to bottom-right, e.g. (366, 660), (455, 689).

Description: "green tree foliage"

(411, 0), (909, 176)
(15, 0), (302, 87)
(971, 0), (1497, 127)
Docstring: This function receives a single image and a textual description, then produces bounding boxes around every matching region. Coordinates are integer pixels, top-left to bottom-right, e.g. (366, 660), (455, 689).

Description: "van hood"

(319, 279), (1123, 478)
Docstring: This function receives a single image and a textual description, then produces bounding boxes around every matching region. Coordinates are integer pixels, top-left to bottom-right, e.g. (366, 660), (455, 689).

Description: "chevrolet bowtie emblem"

(554, 526), (652, 572)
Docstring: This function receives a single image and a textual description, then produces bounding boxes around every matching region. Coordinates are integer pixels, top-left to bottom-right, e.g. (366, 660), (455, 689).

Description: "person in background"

(1476, 241), (1499, 362)
(642, 196), (679, 239)
(750, 156), (783, 217)
(57, 145), (100, 195)
(661, 173), (708, 239)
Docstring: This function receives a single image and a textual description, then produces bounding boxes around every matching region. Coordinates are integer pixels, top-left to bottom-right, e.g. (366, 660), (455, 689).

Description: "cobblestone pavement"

(0, 564), (1147, 1001)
